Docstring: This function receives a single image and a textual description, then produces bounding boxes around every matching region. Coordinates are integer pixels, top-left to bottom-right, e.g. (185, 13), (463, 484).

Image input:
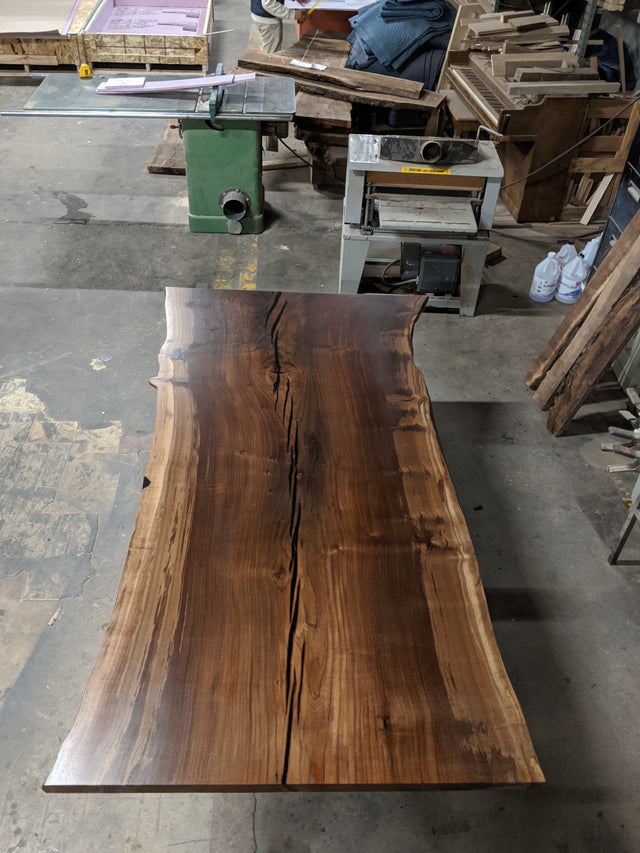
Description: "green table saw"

(3, 73), (296, 234)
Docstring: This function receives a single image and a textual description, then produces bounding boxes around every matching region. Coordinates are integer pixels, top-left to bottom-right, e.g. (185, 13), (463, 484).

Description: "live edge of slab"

(44, 290), (544, 794)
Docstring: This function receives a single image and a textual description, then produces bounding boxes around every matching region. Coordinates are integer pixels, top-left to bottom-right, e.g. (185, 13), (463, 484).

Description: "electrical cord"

(500, 89), (640, 191)
(277, 137), (312, 167)
(381, 258), (418, 288)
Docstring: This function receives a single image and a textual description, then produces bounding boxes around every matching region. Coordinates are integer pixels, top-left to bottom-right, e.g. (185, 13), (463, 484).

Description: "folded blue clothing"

(350, 0), (455, 71)
(380, 0), (449, 22)
(346, 31), (377, 69)
(357, 47), (446, 90)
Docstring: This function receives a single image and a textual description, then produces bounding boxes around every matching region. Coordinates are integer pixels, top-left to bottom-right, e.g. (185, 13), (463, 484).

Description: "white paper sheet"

(284, 0), (371, 10)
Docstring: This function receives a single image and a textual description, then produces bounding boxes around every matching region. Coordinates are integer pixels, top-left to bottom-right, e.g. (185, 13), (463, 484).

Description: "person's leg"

(252, 17), (283, 52)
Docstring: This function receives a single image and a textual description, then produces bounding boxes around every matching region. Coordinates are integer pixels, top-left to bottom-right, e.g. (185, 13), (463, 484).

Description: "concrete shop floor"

(0, 9), (639, 853)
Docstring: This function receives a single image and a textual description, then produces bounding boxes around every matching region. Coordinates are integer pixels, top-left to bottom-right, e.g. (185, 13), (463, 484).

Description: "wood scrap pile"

(442, 4), (619, 104)
(526, 209), (640, 435)
(464, 9), (570, 50)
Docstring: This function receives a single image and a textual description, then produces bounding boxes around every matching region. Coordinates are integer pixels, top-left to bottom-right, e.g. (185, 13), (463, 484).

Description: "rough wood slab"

(526, 207), (640, 391)
(294, 91), (352, 127)
(242, 68), (444, 111)
(45, 290), (543, 792)
(546, 278), (640, 435)
(147, 122), (185, 175)
(239, 46), (424, 100)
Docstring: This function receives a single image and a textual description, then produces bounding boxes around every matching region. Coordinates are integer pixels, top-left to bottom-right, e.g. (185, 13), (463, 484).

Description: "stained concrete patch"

(0, 377), (129, 708)
(0, 572), (55, 709)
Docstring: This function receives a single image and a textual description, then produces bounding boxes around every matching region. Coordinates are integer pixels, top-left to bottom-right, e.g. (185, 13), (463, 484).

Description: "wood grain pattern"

(45, 290), (543, 792)
(238, 46), (424, 100)
(237, 49), (444, 111)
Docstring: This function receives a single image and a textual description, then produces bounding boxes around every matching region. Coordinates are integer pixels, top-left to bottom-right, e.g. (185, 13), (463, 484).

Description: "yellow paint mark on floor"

(240, 235), (259, 290)
(211, 247), (238, 290)
(124, 830), (146, 852)
(211, 235), (259, 290)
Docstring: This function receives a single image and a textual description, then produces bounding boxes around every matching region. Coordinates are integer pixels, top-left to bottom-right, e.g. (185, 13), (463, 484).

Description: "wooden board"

(283, 30), (351, 67)
(238, 46), (424, 100)
(546, 278), (640, 434)
(44, 289), (543, 792)
(147, 122), (185, 175)
(294, 91), (352, 127)
(239, 68), (444, 111)
(506, 79), (619, 97)
(512, 67), (599, 82)
(580, 173), (614, 224)
(492, 52), (578, 76)
(525, 209), (640, 389)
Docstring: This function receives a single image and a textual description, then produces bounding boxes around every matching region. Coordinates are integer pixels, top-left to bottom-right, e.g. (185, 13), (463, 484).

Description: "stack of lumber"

(526, 209), (640, 435)
(464, 9), (570, 50)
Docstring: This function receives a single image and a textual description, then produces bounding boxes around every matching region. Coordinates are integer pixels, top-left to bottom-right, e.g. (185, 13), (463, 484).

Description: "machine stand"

(182, 118), (265, 235)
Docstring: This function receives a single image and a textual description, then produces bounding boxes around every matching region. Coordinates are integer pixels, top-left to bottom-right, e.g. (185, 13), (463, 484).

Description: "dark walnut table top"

(45, 289), (543, 792)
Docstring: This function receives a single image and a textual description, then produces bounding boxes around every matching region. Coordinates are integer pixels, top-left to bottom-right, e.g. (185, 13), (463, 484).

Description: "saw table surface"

(44, 289), (543, 792)
(4, 73), (295, 120)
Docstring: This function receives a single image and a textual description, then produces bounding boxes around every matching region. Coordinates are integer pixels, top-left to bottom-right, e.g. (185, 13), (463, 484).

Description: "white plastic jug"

(581, 233), (602, 269)
(529, 252), (560, 303)
(556, 253), (588, 304)
(556, 243), (578, 273)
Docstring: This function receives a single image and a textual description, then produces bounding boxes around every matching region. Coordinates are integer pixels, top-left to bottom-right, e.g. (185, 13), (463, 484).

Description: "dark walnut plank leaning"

(45, 289), (543, 792)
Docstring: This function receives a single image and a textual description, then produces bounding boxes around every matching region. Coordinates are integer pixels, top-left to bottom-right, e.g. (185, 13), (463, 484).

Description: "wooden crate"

(81, 0), (212, 71)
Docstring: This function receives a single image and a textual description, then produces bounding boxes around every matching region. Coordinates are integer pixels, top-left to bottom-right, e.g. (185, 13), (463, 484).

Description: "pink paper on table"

(95, 73), (256, 95)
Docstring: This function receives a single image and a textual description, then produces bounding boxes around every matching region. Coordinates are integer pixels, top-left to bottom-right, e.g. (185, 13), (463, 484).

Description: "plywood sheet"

(45, 290), (543, 792)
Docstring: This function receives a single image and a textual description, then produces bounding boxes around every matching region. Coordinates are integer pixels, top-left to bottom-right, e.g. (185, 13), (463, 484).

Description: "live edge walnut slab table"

(45, 289), (543, 792)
